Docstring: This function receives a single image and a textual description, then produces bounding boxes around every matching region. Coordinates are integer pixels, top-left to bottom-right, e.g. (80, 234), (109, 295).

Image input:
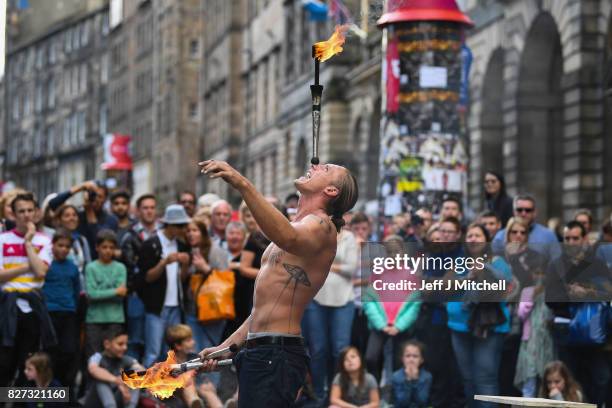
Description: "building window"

(189, 102), (198, 120)
(26, 48), (35, 73)
(47, 125), (55, 154)
(36, 45), (45, 70)
(99, 104), (107, 136)
(80, 64), (88, 94)
(284, 132), (291, 177)
(101, 53), (109, 83)
(300, 10), (309, 74)
(71, 113), (78, 145)
(189, 39), (199, 58)
(285, 4), (295, 80)
(64, 70), (71, 98)
(47, 77), (56, 109)
(12, 95), (20, 122)
(49, 38), (57, 64)
(65, 29), (72, 53)
(33, 128), (42, 158)
(72, 66), (79, 96)
(78, 111), (87, 142)
(262, 58), (268, 124)
(102, 12), (110, 36)
(23, 90), (31, 117)
(72, 26), (80, 50)
(63, 119), (70, 148)
(81, 20), (90, 47)
(35, 83), (44, 112)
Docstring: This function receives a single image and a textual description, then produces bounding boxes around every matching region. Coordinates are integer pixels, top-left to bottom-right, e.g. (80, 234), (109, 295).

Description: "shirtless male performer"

(197, 159), (358, 407)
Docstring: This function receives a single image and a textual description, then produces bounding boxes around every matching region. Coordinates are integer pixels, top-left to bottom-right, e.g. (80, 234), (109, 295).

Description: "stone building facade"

(464, 0), (612, 223)
(200, 0), (373, 205)
(106, 0), (155, 199)
(202, 0), (611, 225)
(4, 0), (110, 198)
(108, 0), (203, 205)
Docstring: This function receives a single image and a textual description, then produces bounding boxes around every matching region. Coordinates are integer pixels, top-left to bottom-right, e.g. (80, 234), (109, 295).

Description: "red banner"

(102, 133), (133, 171)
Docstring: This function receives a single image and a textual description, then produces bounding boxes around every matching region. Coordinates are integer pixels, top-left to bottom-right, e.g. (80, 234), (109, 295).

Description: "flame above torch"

(313, 25), (349, 62)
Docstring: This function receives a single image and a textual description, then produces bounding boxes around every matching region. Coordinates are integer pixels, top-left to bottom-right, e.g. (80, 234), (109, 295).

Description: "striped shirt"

(0, 229), (52, 293)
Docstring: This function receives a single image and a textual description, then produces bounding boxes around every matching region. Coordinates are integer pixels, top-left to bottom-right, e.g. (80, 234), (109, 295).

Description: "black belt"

(245, 335), (305, 349)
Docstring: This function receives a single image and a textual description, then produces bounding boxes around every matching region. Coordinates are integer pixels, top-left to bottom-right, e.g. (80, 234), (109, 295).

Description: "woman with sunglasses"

(447, 223), (514, 408)
(497, 217), (550, 396)
(483, 171), (513, 227)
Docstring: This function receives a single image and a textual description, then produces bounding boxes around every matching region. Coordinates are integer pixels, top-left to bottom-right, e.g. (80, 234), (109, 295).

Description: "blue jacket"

(595, 243), (612, 269)
(392, 367), (432, 408)
(43, 259), (81, 312)
(492, 223), (560, 260)
(446, 256), (512, 334)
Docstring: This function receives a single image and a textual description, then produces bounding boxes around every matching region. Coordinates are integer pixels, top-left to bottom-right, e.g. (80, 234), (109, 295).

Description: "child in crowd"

(330, 346), (380, 408)
(85, 329), (142, 408)
(391, 341), (432, 408)
(42, 228), (81, 388)
(24, 352), (62, 408)
(539, 361), (583, 402)
(85, 229), (128, 358)
(513, 269), (554, 397)
(165, 324), (222, 408)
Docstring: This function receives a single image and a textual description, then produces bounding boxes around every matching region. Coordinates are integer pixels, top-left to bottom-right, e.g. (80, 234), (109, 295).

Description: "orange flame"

(313, 25), (349, 62)
(122, 351), (194, 399)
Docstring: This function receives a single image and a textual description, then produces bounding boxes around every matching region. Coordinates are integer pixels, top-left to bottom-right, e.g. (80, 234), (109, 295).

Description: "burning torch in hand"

(310, 25), (348, 165)
(121, 345), (239, 399)
(170, 344), (239, 376)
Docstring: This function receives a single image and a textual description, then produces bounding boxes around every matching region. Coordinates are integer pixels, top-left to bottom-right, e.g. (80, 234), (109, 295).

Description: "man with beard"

(546, 221), (611, 407)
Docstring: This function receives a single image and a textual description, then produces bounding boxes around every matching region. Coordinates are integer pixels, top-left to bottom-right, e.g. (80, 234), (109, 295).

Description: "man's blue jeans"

(126, 293), (145, 361)
(451, 331), (505, 408)
(301, 300), (354, 402)
(234, 344), (309, 408)
(143, 306), (181, 367)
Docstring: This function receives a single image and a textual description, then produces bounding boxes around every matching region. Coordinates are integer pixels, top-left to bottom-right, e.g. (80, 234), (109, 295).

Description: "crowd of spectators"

(0, 170), (611, 407)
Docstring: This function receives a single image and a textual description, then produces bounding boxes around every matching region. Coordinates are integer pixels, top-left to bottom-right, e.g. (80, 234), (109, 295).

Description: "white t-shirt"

(157, 230), (179, 307)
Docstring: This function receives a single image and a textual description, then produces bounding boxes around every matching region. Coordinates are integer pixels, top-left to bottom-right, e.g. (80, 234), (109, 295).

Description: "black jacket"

(136, 234), (190, 316)
(545, 249), (611, 317)
(486, 194), (513, 227)
(0, 291), (57, 348)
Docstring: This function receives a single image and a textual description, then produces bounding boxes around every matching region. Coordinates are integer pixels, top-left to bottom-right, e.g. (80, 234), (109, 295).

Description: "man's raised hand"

(199, 160), (244, 189)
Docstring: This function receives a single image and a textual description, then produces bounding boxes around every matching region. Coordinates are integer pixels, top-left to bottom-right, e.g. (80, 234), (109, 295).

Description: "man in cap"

(136, 204), (191, 367)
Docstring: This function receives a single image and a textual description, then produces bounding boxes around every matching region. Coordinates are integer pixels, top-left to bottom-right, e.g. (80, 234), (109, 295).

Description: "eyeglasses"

(515, 208), (534, 213)
(510, 230), (527, 235)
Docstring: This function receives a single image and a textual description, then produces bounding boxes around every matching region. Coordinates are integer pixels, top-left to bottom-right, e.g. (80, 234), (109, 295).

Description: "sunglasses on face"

(515, 208), (534, 213)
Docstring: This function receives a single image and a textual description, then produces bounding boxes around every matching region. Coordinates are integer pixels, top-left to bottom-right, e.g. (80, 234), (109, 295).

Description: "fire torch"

(310, 25), (348, 165)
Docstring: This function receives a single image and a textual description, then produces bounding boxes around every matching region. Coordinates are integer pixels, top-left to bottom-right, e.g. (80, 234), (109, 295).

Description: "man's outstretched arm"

(199, 160), (325, 256)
